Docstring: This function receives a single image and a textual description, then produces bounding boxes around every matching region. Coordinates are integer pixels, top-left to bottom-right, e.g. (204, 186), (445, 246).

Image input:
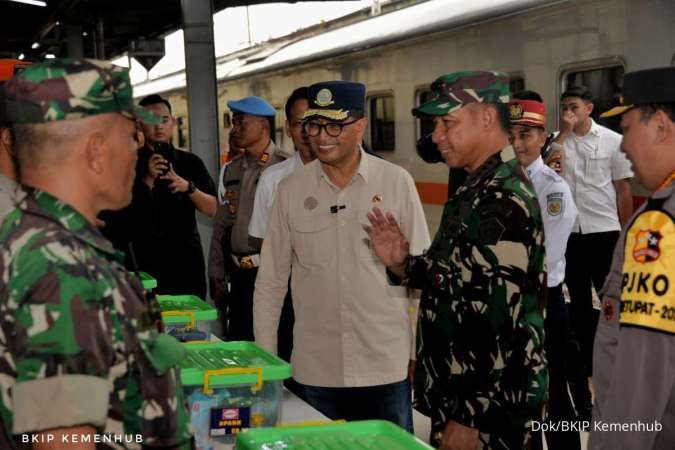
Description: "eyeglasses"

(304, 119), (360, 137)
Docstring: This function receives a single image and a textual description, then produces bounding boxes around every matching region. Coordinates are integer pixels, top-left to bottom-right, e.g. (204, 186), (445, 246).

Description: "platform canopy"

(0, 0), (357, 60)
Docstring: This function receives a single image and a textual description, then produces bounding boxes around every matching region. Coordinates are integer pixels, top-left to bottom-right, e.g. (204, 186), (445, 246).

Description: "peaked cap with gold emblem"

(303, 80), (365, 121)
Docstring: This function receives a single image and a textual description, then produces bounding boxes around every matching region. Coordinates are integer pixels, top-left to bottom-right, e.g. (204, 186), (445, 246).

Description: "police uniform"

(0, 59), (191, 449)
(208, 96), (286, 341)
(404, 72), (547, 449)
(511, 98), (580, 450)
(590, 67), (675, 450)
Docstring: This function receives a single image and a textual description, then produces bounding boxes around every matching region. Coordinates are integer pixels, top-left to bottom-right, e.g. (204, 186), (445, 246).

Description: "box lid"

(157, 295), (218, 324)
(235, 420), (433, 449)
(180, 341), (291, 390)
(134, 271), (157, 290)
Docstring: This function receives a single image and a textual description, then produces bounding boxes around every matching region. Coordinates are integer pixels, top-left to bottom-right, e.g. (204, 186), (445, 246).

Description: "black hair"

(492, 103), (511, 132)
(512, 90), (543, 102)
(284, 87), (309, 120)
(139, 94), (172, 115)
(638, 103), (675, 123)
(561, 85), (593, 103)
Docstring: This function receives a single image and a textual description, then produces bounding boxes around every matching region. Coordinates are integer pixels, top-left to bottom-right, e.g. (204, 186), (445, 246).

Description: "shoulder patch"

(546, 192), (564, 216)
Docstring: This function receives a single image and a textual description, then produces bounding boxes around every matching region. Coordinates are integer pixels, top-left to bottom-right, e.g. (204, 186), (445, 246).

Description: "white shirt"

(248, 152), (304, 239)
(253, 150), (430, 387)
(526, 157), (578, 287)
(561, 120), (632, 234)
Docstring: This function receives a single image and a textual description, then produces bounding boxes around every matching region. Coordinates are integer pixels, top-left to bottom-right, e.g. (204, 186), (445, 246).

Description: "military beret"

(3, 58), (159, 125)
(303, 81), (365, 121)
(413, 71), (510, 117)
(602, 67), (675, 118)
(227, 96), (276, 117)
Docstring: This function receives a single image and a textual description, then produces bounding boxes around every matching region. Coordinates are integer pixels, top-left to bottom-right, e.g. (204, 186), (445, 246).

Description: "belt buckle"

(240, 256), (254, 269)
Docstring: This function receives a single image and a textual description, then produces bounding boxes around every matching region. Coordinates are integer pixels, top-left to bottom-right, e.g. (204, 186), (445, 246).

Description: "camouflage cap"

(412, 71), (510, 117)
(3, 58), (159, 124)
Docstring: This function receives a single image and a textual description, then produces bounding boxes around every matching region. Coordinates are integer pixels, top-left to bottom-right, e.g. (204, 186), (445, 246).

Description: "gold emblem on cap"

(372, 194), (383, 203)
(304, 196), (318, 211)
(509, 103), (524, 120)
(315, 88), (334, 107)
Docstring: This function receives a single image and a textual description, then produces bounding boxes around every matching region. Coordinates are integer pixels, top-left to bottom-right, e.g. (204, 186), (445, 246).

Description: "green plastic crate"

(235, 420), (433, 450)
(181, 341), (291, 449)
(157, 294), (218, 342)
(134, 271), (157, 290)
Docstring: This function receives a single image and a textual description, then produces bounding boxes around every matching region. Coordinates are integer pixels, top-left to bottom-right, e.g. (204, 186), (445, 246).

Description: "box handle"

(161, 310), (196, 329)
(203, 367), (263, 395)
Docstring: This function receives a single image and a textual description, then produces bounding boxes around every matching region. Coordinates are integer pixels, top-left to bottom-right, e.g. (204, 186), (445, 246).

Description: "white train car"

(134, 0), (675, 232)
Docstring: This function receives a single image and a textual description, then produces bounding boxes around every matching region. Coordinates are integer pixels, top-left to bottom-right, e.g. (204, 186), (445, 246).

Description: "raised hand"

(362, 207), (410, 274)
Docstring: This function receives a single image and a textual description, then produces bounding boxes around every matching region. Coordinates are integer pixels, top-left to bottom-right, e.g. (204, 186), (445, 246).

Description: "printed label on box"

(209, 407), (250, 436)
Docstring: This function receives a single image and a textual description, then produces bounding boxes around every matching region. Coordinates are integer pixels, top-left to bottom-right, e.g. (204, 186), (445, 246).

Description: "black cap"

(303, 81), (365, 121)
(602, 67), (675, 117)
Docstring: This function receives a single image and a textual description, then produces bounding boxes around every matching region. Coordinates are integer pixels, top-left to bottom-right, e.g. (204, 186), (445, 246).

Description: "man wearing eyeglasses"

(253, 81), (430, 431)
(209, 96), (288, 341)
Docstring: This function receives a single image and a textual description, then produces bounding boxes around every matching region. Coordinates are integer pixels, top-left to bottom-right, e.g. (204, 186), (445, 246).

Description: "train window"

(563, 65), (625, 132)
(369, 94), (395, 152)
(416, 89), (435, 140)
(509, 76), (525, 95)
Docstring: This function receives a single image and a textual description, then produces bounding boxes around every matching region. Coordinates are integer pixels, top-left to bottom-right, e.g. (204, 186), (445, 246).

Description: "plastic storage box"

(135, 271), (157, 290)
(180, 341), (291, 450)
(157, 294), (218, 342)
(235, 420), (434, 450)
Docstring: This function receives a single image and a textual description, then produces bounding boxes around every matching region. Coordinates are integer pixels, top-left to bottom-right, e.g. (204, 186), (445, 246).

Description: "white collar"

(525, 156), (545, 179)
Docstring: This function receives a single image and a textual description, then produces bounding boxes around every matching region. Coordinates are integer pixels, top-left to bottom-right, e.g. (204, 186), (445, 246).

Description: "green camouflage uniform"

(407, 72), (547, 449)
(0, 59), (191, 449)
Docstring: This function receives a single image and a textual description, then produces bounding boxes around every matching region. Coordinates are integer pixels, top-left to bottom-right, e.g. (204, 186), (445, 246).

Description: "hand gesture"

(159, 166), (190, 194)
(362, 207), (410, 271)
(148, 153), (169, 179)
(560, 110), (578, 135)
(441, 420), (479, 450)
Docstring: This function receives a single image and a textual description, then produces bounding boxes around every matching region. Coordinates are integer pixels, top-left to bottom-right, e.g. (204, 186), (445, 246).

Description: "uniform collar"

(242, 140), (278, 169)
(588, 119), (602, 137)
(18, 187), (121, 261)
(316, 146), (369, 184)
(462, 145), (517, 189)
(652, 179), (675, 199)
(525, 156), (545, 179)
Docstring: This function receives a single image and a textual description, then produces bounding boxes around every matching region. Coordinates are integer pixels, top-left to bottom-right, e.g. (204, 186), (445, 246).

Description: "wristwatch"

(186, 181), (196, 194)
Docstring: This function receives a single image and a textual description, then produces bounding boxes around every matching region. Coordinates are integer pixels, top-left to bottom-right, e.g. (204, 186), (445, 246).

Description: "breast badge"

(304, 196), (318, 211)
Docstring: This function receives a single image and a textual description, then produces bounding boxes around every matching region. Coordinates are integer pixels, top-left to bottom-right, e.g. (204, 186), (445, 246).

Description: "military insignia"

(632, 229), (662, 263)
(259, 152), (269, 164)
(546, 192), (564, 216)
(372, 194), (383, 203)
(603, 299), (614, 322)
(251, 413), (265, 427)
(228, 203), (238, 215)
(315, 88), (334, 107)
(304, 196), (318, 211)
(509, 103), (524, 120)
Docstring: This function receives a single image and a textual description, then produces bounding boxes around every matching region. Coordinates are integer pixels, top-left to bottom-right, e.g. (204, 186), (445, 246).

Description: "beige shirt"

(253, 150), (430, 387)
(208, 141), (286, 279)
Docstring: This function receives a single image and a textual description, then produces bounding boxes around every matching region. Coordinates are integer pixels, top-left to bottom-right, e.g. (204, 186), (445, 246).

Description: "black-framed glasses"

(304, 119), (360, 137)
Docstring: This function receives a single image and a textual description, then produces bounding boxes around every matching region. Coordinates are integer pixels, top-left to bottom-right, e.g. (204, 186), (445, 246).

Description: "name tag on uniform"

(620, 210), (675, 333)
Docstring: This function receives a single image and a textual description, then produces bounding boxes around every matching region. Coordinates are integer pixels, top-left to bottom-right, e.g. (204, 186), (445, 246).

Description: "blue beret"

(304, 81), (365, 121)
(227, 96), (275, 117)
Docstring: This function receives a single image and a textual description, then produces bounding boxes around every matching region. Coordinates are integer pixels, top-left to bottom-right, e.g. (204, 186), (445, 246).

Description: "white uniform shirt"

(526, 156), (578, 287)
(254, 150), (430, 387)
(248, 152), (304, 239)
(561, 119), (632, 234)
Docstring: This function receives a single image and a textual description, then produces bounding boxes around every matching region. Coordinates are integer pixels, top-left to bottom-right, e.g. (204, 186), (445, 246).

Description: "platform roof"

(0, 0), (350, 60)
